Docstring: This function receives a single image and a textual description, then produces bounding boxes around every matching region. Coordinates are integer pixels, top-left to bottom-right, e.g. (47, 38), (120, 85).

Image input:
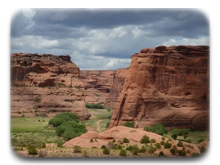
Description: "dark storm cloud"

(11, 8), (209, 70)
(12, 9), (208, 39)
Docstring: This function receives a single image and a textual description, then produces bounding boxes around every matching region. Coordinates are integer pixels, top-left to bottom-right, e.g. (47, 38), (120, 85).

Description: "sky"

(11, 8), (209, 70)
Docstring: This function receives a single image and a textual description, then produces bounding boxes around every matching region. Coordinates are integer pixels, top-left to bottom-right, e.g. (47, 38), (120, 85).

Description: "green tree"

(140, 135), (150, 144)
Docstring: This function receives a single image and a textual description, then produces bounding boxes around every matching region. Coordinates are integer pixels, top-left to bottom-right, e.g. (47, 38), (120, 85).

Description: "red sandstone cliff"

(106, 68), (128, 106)
(11, 53), (89, 120)
(109, 45), (209, 130)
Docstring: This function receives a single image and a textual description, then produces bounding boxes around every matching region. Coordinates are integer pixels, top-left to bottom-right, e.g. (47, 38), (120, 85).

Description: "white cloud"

(22, 9), (36, 18)
(11, 35), (59, 51)
(163, 36), (209, 46)
(109, 27), (128, 39)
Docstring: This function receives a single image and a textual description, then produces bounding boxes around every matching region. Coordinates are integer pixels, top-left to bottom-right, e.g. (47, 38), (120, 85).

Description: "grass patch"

(11, 117), (62, 147)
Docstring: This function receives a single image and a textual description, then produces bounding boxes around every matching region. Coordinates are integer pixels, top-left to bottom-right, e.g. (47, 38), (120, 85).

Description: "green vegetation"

(123, 138), (130, 143)
(170, 145), (178, 155)
(144, 123), (168, 135)
(199, 146), (206, 154)
(170, 128), (190, 140)
(119, 149), (127, 156)
(11, 117), (63, 148)
(198, 138), (205, 143)
(122, 121), (135, 128)
(147, 145), (156, 154)
(73, 146), (82, 153)
(103, 147), (110, 155)
(177, 141), (183, 147)
(27, 146), (38, 155)
(49, 112), (87, 141)
(158, 151), (165, 157)
(140, 135), (150, 144)
(154, 143), (161, 149)
(86, 103), (104, 109)
(164, 142), (172, 149)
(178, 149), (186, 156)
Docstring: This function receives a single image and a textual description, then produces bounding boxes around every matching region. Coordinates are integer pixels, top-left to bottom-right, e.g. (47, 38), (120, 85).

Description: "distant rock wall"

(109, 46), (209, 130)
(106, 68), (128, 106)
(11, 53), (89, 120)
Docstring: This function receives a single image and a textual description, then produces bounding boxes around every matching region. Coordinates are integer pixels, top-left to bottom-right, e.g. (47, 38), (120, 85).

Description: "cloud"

(11, 9), (209, 70)
(163, 36), (209, 46)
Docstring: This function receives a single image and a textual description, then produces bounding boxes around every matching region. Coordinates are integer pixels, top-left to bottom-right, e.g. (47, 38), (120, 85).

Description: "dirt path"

(96, 120), (103, 132)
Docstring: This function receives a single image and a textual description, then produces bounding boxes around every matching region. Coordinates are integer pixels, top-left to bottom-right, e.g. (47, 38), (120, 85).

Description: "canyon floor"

(11, 109), (209, 158)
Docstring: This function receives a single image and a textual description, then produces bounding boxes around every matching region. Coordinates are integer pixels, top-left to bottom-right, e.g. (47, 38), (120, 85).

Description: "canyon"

(11, 45), (209, 130)
(109, 45), (209, 130)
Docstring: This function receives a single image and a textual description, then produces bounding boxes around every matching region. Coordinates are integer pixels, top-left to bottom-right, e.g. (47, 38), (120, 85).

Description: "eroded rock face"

(106, 68), (128, 106)
(109, 46), (209, 130)
(80, 70), (114, 105)
(11, 53), (89, 120)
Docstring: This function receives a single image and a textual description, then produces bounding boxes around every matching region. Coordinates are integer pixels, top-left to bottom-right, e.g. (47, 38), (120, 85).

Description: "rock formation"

(11, 53), (89, 120)
(109, 45), (209, 130)
(106, 68), (128, 106)
(80, 70), (114, 105)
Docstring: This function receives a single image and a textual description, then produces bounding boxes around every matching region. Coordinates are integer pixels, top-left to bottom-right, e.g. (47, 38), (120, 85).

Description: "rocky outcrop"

(80, 70), (114, 105)
(11, 53), (89, 120)
(106, 68), (128, 106)
(109, 45), (209, 130)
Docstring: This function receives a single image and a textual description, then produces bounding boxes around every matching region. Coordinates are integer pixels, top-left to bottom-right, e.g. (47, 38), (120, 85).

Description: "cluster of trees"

(49, 112), (87, 141)
(170, 129), (190, 140)
(86, 103), (104, 109)
(144, 123), (168, 135)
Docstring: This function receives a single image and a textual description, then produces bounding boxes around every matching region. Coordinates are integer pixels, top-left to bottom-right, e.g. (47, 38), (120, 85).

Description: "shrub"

(198, 138), (205, 143)
(49, 112), (86, 141)
(158, 151), (165, 157)
(170, 145), (178, 155)
(101, 145), (107, 149)
(154, 143), (161, 149)
(40, 143), (46, 148)
(178, 149), (186, 156)
(150, 139), (156, 143)
(140, 135), (150, 144)
(27, 146), (38, 155)
(86, 103), (104, 109)
(132, 148), (139, 155)
(171, 129), (190, 139)
(200, 146), (206, 154)
(73, 146), (82, 153)
(113, 144), (123, 150)
(122, 121), (135, 128)
(123, 138), (130, 143)
(191, 153), (201, 157)
(126, 145), (139, 152)
(144, 124), (168, 135)
(90, 139), (93, 142)
(119, 150), (127, 156)
(147, 145), (156, 154)
(171, 133), (177, 140)
(139, 145), (146, 153)
(164, 142), (172, 149)
(103, 148), (110, 155)
(57, 140), (63, 148)
(177, 141), (183, 147)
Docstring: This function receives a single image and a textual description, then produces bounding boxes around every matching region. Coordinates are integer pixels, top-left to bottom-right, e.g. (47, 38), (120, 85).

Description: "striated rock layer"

(11, 53), (89, 120)
(106, 68), (128, 106)
(80, 70), (114, 105)
(109, 45), (209, 130)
